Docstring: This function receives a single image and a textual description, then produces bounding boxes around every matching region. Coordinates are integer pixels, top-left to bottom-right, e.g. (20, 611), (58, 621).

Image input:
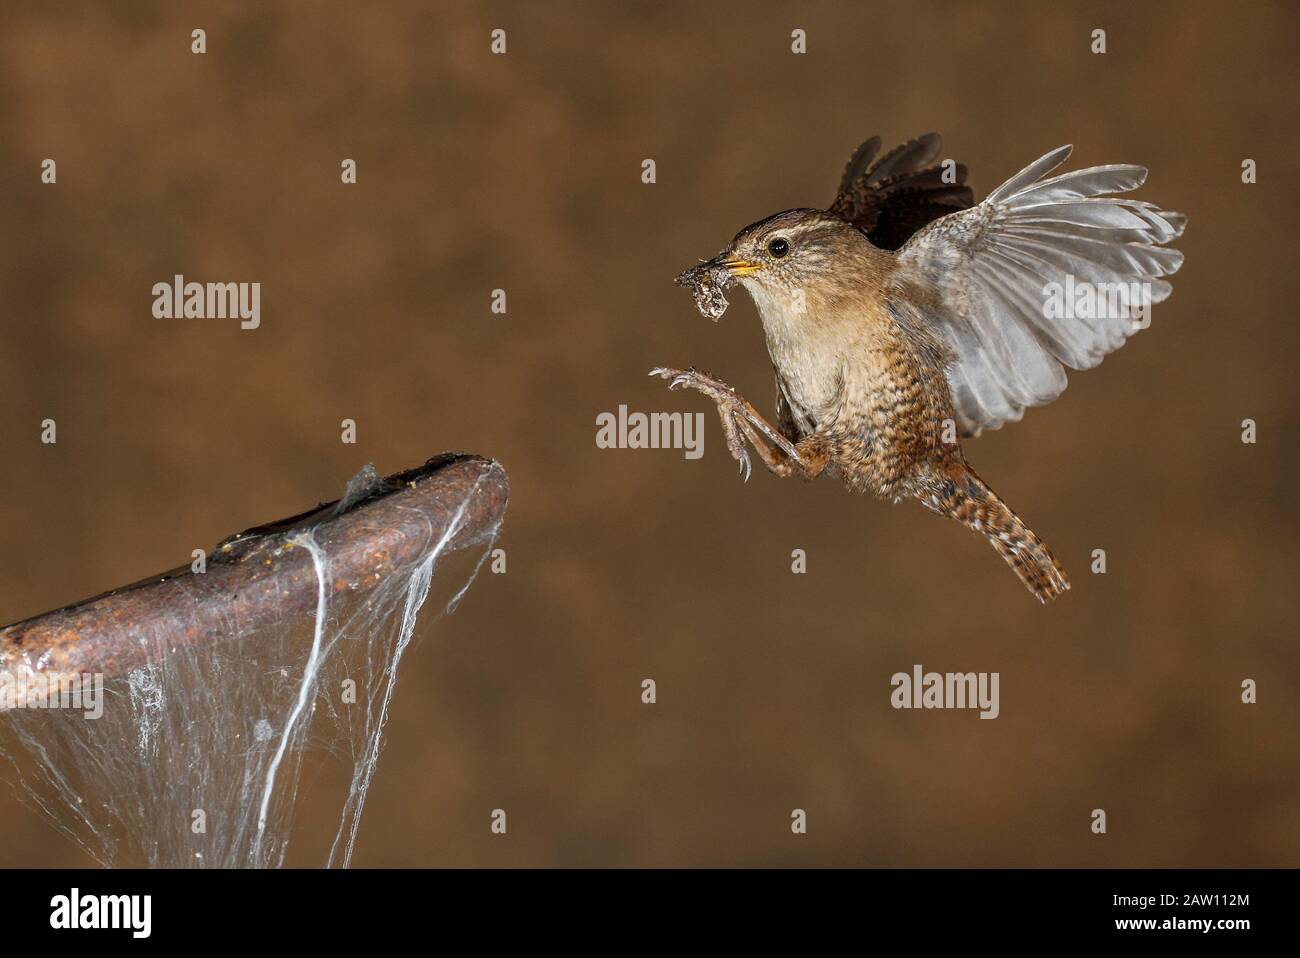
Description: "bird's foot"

(649, 366), (753, 481)
(649, 366), (741, 404)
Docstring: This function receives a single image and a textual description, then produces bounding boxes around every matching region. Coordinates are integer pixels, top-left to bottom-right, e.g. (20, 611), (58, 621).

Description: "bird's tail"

(918, 464), (1070, 603)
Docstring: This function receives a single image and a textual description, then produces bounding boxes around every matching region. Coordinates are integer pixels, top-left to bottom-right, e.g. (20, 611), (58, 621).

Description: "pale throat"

(743, 280), (847, 424)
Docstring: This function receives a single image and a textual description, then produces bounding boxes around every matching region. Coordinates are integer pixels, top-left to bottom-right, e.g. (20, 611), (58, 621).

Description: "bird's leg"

(649, 367), (828, 481)
(738, 420), (831, 481)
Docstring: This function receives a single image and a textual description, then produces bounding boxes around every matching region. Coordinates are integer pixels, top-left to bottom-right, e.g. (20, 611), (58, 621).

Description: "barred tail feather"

(920, 466), (1070, 603)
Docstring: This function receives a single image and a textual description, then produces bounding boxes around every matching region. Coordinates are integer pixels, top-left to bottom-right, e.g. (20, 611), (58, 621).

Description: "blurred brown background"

(1, 0), (1297, 867)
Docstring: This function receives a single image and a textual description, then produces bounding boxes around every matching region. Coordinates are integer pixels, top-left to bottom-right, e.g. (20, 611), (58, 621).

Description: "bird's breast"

(751, 291), (897, 430)
(758, 312), (845, 425)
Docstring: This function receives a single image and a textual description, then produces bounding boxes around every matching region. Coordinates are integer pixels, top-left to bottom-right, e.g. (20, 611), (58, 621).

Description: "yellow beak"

(719, 257), (764, 277)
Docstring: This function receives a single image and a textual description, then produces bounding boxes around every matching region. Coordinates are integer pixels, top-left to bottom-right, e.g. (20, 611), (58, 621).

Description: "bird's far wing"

(829, 133), (975, 251)
(774, 372), (810, 441)
(896, 145), (1186, 436)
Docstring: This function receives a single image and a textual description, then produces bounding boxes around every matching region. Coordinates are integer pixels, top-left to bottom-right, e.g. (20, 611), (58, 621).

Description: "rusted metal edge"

(0, 453), (508, 709)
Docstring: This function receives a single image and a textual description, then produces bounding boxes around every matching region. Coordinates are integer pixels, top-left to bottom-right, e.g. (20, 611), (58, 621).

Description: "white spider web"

(0, 463), (501, 867)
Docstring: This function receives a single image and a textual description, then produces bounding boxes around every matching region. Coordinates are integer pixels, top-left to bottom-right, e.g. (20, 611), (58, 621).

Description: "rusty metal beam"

(0, 453), (507, 710)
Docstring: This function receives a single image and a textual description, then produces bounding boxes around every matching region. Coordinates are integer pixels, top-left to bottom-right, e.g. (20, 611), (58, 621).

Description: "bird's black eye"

(768, 237), (790, 258)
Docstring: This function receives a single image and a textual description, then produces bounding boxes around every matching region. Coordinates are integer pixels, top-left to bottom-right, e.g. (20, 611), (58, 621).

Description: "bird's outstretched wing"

(896, 145), (1186, 436)
(829, 133), (975, 250)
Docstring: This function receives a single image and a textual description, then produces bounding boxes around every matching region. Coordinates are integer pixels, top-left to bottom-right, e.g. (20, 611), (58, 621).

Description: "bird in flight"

(653, 134), (1185, 602)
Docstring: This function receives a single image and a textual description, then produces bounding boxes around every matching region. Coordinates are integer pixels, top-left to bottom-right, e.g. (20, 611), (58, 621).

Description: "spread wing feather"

(896, 145), (1185, 435)
(830, 133), (975, 251)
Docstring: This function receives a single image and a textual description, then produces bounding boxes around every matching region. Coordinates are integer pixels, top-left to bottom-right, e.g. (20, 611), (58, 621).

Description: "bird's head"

(703, 209), (865, 305)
